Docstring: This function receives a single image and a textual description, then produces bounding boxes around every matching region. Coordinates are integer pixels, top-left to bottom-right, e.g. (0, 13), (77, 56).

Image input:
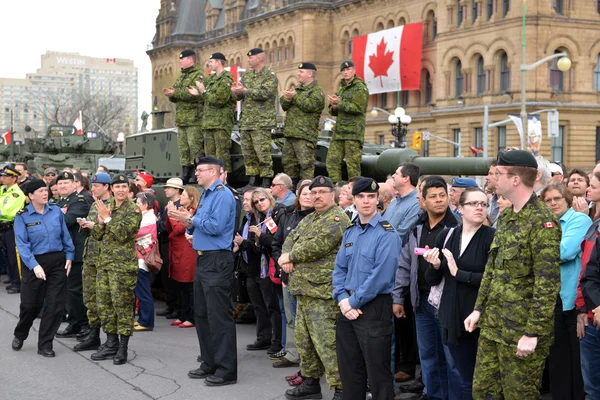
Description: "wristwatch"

(103, 217), (112, 224)
(187, 215), (193, 226)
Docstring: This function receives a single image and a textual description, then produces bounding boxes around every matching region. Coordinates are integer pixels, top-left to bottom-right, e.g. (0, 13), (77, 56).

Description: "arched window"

(487, 0), (493, 20)
(472, 0), (477, 23)
(550, 50), (564, 92)
(456, 60), (464, 97)
(425, 70), (432, 104)
(476, 56), (486, 95)
(375, 22), (384, 31)
(594, 54), (600, 92)
(499, 52), (510, 92)
(426, 11), (437, 41)
(458, 0), (463, 26)
(502, 0), (510, 16)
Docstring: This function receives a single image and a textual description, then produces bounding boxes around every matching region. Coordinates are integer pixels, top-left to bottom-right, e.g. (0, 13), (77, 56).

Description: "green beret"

(180, 50), (196, 59)
(340, 60), (355, 71)
(247, 48), (264, 57)
(210, 52), (226, 61)
(56, 171), (74, 182)
(497, 150), (537, 168)
(111, 174), (128, 185)
(352, 177), (379, 195)
(298, 62), (317, 71)
(309, 175), (334, 190)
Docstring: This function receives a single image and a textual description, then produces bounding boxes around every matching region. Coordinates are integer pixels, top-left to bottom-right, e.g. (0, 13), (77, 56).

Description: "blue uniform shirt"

(187, 179), (236, 251)
(333, 212), (402, 309)
(14, 203), (75, 270)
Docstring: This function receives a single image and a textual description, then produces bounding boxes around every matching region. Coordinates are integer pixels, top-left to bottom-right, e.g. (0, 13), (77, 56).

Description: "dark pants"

(549, 298), (584, 400)
(246, 274), (282, 346)
(580, 322), (600, 399)
(394, 297), (418, 376)
(134, 269), (155, 328)
(194, 250), (237, 380)
(2, 229), (20, 288)
(159, 240), (178, 311)
(337, 294), (394, 400)
(14, 251), (67, 350)
(447, 329), (480, 400)
(176, 280), (194, 323)
(64, 260), (88, 330)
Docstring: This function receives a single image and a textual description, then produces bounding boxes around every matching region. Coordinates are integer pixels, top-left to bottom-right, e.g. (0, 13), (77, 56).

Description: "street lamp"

(371, 107), (410, 147)
(116, 132), (125, 155)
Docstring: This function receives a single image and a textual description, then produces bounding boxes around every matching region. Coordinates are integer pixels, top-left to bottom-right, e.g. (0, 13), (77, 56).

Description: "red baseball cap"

(135, 170), (154, 188)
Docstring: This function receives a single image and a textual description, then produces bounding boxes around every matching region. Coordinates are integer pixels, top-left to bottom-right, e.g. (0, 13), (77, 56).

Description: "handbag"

(136, 242), (163, 273)
(427, 227), (455, 310)
(269, 257), (282, 285)
(232, 254), (250, 303)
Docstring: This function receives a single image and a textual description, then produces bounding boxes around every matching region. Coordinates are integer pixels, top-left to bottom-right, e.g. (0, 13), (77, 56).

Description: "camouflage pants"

(282, 138), (315, 180)
(97, 267), (137, 336)
(240, 129), (273, 177)
(177, 125), (205, 166)
(473, 335), (548, 399)
(296, 295), (342, 389)
(326, 139), (362, 183)
(82, 262), (100, 329)
(205, 128), (232, 172)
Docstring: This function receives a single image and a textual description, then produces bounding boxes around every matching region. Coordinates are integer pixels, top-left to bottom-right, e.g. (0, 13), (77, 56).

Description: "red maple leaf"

(368, 38), (395, 87)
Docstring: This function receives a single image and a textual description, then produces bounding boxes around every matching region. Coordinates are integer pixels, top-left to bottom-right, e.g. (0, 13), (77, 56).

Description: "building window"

(500, 52), (510, 92)
(453, 129), (461, 157)
(347, 41), (352, 56)
(277, 49), (281, 62)
(292, 46), (296, 59)
(401, 91), (409, 107)
(476, 56), (486, 95)
(425, 71), (432, 104)
(285, 48), (289, 60)
(487, 0), (493, 19)
(455, 60), (464, 97)
(498, 126), (506, 152)
(475, 127), (483, 157)
(553, 0), (563, 14)
(423, 137), (430, 157)
(502, 0), (509, 16)
(432, 18), (437, 40)
(458, 1), (463, 26)
(472, 0), (477, 23)
(379, 135), (385, 145)
(594, 54), (600, 92)
(550, 51), (564, 92)
(380, 93), (387, 109)
(551, 125), (564, 162)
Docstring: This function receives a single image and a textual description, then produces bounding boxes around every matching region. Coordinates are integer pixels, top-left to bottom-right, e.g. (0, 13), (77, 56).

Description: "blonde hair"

(184, 186), (201, 210)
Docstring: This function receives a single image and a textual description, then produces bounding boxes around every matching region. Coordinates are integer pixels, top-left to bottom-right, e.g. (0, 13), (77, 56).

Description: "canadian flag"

(1, 129), (11, 145)
(263, 216), (278, 233)
(73, 111), (83, 135)
(352, 23), (423, 94)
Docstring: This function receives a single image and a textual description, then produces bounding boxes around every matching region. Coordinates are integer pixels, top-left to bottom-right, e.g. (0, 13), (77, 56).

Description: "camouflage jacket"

(328, 76), (368, 143)
(82, 200), (104, 265)
(169, 64), (204, 127)
(200, 70), (236, 131)
(283, 205), (350, 299)
(474, 194), (561, 346)
(235, 66), (278, 130)
(91, 197), (142, 273)
(56, 191), (90, 263)
(280, 80), (325, 143)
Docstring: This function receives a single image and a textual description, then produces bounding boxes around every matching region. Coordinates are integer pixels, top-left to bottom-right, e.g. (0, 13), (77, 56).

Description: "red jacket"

(166, 208), (196, 283)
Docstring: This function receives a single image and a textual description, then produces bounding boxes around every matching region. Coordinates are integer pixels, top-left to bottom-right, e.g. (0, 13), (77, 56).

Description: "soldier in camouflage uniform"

(85, 174), (142, 365)
(280, 62), (325, 185)
(326, 60), (369, 183)
(163, 49), (205, 184)
(232, 48), (278, 188)
(187, 52), (236, 172)
(279, 176), (350, 400)
(464, 150), (561, 400)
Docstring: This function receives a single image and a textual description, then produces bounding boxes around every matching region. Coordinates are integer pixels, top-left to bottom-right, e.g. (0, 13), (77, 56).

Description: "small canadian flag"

(1, 129), (11, 145)
(106, 58), (116, 63)
(264, 217), (278, 233)
(73, 111), (83, 135)
(544, 222), (555, 228)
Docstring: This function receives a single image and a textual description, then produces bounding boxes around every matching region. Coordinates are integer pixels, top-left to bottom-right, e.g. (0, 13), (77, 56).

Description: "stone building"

(148, 0), (600, 170)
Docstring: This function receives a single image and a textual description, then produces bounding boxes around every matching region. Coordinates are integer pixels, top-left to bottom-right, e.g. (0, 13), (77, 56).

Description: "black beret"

(298, 62), (317, 71)
(210, 52), (226, 61)
(247, 48), (264, 57)
(180, 50), (196, 59)
(352, 177), (379, 195)
(56, 171), (74, 182)
(497, 150), (537, 168)
(3, 166), (19, 178)
(309, 175), (334, 190)
(194, 156), (223, 167)
(111, 174), (128, 185)
(24, 179), (46, 195)
(340, 60), (355, 71)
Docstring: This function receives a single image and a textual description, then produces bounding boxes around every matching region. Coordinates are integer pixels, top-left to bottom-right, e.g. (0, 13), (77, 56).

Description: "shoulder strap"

(443, 227), (456, 249)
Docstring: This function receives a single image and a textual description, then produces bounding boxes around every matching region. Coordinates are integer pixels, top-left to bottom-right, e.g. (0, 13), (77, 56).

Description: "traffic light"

(412, 132), (422, 150)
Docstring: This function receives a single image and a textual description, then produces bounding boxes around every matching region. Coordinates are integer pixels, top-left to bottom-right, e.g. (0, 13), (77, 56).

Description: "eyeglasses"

(544, 196), (564, 204)
(271, 183), (283, 188)
(196, 167), (214, 173)
(45, 173), (56, 177)
(310, 190), (332, 196)
(253, 197), (268, 205)
(462, 201), (489, 208)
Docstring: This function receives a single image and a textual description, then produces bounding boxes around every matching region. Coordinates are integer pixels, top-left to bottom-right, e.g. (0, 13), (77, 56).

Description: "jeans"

(414, 299), (462, 400)
(580, 323), (600, 400)
(447, 329), (480, 400)
(134, 269), (154, 328)
(277, 285), (286, 352)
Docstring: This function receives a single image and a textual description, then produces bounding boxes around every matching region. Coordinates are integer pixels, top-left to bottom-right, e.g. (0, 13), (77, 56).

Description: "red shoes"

(170, 320), (182, 326)
(179, 321), (195, 328)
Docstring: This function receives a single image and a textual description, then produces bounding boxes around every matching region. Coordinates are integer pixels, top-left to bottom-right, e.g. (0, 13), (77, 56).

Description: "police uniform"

(332, 178), (401, 400)
(12, 179), (75, 355)
(187, 157), (237, 384)
(0, 166), (26, 293)
(472, 151), (561, 399)
(55, 171), (91, 337)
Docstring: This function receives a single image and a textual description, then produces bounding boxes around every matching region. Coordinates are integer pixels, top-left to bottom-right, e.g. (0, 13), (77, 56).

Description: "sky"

(2, 0), (159, 129)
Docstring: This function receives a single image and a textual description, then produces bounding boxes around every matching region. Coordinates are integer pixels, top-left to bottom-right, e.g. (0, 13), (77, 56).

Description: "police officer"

(187, 52), (236, 172)
(279, 176), (350, 400)
(168, 156), (237, 386)
(232, 48), (278, 188)
(0, 166), (26, 294)
(55, 171), (91, 338)
(332, 178), (401, 400)
(73, 172), (112, 352)
(163, 49), (205, 184)
(464, 150), (561, 399)
(12, 179), (75, 357)
(281, 62), (325, 186)
(326, 60), (369, 183)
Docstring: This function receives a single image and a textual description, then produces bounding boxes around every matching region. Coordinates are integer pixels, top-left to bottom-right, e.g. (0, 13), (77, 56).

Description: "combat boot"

(331, 388), (342, 400)
(285, 377), (322, 399)
(261, 177), (272, 188)
(182, 166), (191, 185)
(73, 327), (101, 352)
(247, 176), (260, 187)
(113, 335), (130, 365)
(90, 333), (118, 360)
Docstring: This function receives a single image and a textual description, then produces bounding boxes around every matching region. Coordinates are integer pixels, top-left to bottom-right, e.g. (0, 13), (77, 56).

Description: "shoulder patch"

(543, 221), (555, 228)
(216, 185), (224, 190)
(12, 193), (18, 198)
(135, 208), (140, 213)
(379, 221), (394, 231)
(334, 216), (340, 221)
(345, 242), (353, 247)
(17, 209), (26, 214)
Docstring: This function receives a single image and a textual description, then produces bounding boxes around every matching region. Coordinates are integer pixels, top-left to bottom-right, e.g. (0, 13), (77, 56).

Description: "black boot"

(188, 166), (197, 184)
(181, 166), (191, 185)
(90, 333), (118, 360)
(261, 177), (272, 188)
(331, 388), (342, 400)
(285, 377), (322, 399)
(247, 175), (259, 187)
(113, 335), (130, 365)
(291, 178), (300, 191)
(73, 327), (101, 352)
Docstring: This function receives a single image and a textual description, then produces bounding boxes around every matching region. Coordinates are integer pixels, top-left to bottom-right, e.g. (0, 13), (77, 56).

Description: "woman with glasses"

(541, 182), (591, 400)
(424, 187), (495, 400)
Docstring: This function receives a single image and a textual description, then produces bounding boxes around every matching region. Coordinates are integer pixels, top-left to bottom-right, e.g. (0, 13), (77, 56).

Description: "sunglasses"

(253, 198), (267, 205)
(45, 173), (56, 177)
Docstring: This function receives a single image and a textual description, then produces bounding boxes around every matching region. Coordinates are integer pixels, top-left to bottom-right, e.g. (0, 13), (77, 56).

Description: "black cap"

(24, 179), (46, 195)
(180, 50), (196, 59)
(111, 174), (128, 185)
(194, 156), (224, 167)
(497, 150), (537, 168)
(56, 171), (74, 182)
(210, 52), (226, 61)
(247, 48), (264, 57)
(340, 60), (355, 71)
(3, 166), (19, 178)
(352, 177), (379, 195)
(309, 175), (334, 190)
(298, 62), (317, 71)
